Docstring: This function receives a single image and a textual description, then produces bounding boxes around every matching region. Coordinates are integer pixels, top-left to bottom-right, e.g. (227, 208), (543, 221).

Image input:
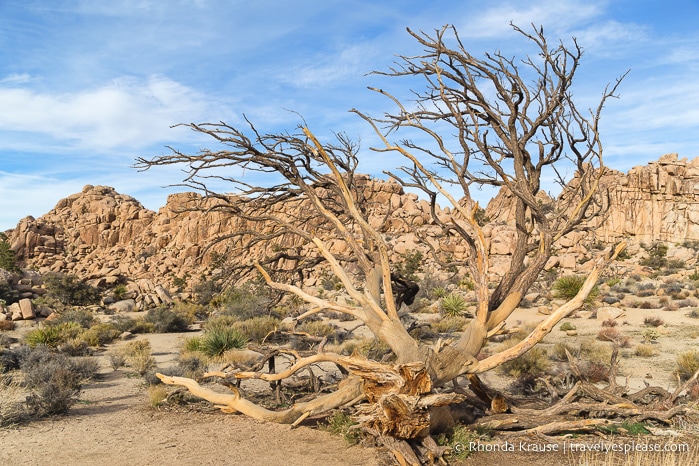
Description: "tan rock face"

(5, 154), (699, 294)
(5, 179), (442, 294)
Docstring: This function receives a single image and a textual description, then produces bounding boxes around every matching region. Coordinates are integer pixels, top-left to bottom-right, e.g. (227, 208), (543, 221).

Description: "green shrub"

(342, 338), (391, 361)
(233, 316), (280, 343)
(394, 250), (423, 281)
(498, 342), (550, 378)
(639, 242), (668, 269)
(215, 285), (274, 320)
(553, 275), (599, 303)
(0, 233), (19, 272)
(50, 308), (96, 329)
(634, 344), (656, 357)
(436, 424), (484, 461)
(441, 293), (467, 318)
(25, 326), (64, 348)
(559, 322), (576, 331)
(200, 327), (247, 357)
(112, 284), (128, 300)
(320, 410), (361, 445)
(144, 306), (193, 333)
(297, 320), (336, 338)
(43, 273), (101, 306)
(80, 323), (120, 346)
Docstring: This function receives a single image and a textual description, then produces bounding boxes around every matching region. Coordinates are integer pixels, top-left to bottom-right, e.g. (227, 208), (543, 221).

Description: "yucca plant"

(441, 293), (467, 318)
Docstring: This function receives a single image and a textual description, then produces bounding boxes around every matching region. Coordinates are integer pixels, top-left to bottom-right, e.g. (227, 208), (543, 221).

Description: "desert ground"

(3, 287), (699, 466)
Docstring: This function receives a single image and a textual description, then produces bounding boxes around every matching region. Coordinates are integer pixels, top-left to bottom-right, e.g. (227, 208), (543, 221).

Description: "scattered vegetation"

(320, 410), (362, 445)
(553, 275), (599, 303)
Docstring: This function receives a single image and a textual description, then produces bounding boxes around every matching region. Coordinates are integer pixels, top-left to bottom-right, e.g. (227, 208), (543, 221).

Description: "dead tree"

(136, 24), (628, 462)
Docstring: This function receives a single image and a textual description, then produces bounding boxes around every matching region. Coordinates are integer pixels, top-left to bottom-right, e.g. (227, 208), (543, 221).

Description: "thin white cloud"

(0, 73), (33, 85)
(0, 75), (230, 152)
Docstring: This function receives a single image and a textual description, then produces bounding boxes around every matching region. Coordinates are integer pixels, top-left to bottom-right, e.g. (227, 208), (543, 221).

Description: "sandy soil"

(1, 332), (381, 466)
(2, 297), (699, 466)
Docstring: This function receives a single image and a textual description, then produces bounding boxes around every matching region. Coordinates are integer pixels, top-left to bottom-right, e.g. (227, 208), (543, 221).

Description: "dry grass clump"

(497, 340), (550, 378)
(233, 316), (280, 343)
(634, 344), (657, 357)
(644, 316), (664, 327)
(122, 340), (156, 375)
(431, 316), (468, 333)
(342, 338), (391, 361)
(601, 318), (618, 327)
(675, 349), (699, 381)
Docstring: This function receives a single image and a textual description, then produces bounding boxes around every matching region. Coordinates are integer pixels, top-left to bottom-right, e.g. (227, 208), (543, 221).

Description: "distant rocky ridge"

(3, 153), (699, 312)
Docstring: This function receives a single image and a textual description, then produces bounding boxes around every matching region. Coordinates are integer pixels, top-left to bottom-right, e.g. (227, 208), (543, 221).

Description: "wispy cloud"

(0, 75), (228, 152)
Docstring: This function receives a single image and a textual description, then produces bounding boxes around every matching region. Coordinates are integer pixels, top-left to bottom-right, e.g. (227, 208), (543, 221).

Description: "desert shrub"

(601, 318), (618, 327)
(107, 349), (127, 370)
(643, 316), (664, 327)
(148, 385), (168, 407)
(687, 309), (699, 319)
(183, 336), (203, 353)
(144, 306), (193, 333)
(640, 243), (668, 269)
(25, 326), (64, 348)
(436, 425), (484, 461)
(498, 341), (550, 378)
(635, 289), (655, 298)
(233, 316), (280, 343)
(551, 342), (578, 362)
(553, 275), (598, 303)
(580, 341), (612, 364)
(642, 328), (661, 343)
(441, 293), (467, 318)
(21, 347), (97, 417)
(0, 233), (19, 272)
(297, 320), (336, 338)
(57, 338), (91, 357)
(559, 322), (576, 332)
(342, 338), (391, 361)
(216, 285), (275, 320)
(112, 284), (128, 300)
(0, 281), (19, 305)
(394, 250), (423, 281)
(0, 374), (25, 426)
(109, 315), (155, 334)
(597, 327), (620, 342)
(320, 410), (362, 445)
(675, 350), (699, 381)
(80, 323), (120, 346)
(42, 273), (101, 306)
(176, 353), (208, 378)
(432, 316), (467, 333)
(172, 301), (208, 321)
(123, 340), (156, 375)
(635, 344), (657, 357)
(200, 327), (247, 357)
(675, 298), (697, 308)
(50, 308), (95, 329)
(601, 295), (621, 305)
(432, 287), (447, 298)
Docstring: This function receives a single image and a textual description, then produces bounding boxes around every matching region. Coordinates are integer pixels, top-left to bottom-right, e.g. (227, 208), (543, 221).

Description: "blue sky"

(1, 0), (698, 231)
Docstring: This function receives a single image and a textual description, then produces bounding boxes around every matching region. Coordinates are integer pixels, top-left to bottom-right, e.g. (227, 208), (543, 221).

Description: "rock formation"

(3, 154), (699, 314)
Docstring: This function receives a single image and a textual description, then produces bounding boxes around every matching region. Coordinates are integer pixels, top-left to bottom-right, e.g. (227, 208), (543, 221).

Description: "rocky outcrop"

(4, 179), (443, 305)
(4, 154), (699, 305)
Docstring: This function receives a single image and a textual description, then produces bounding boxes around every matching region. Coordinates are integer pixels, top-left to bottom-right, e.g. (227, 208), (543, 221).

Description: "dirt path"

(0, 333), (381, 466)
